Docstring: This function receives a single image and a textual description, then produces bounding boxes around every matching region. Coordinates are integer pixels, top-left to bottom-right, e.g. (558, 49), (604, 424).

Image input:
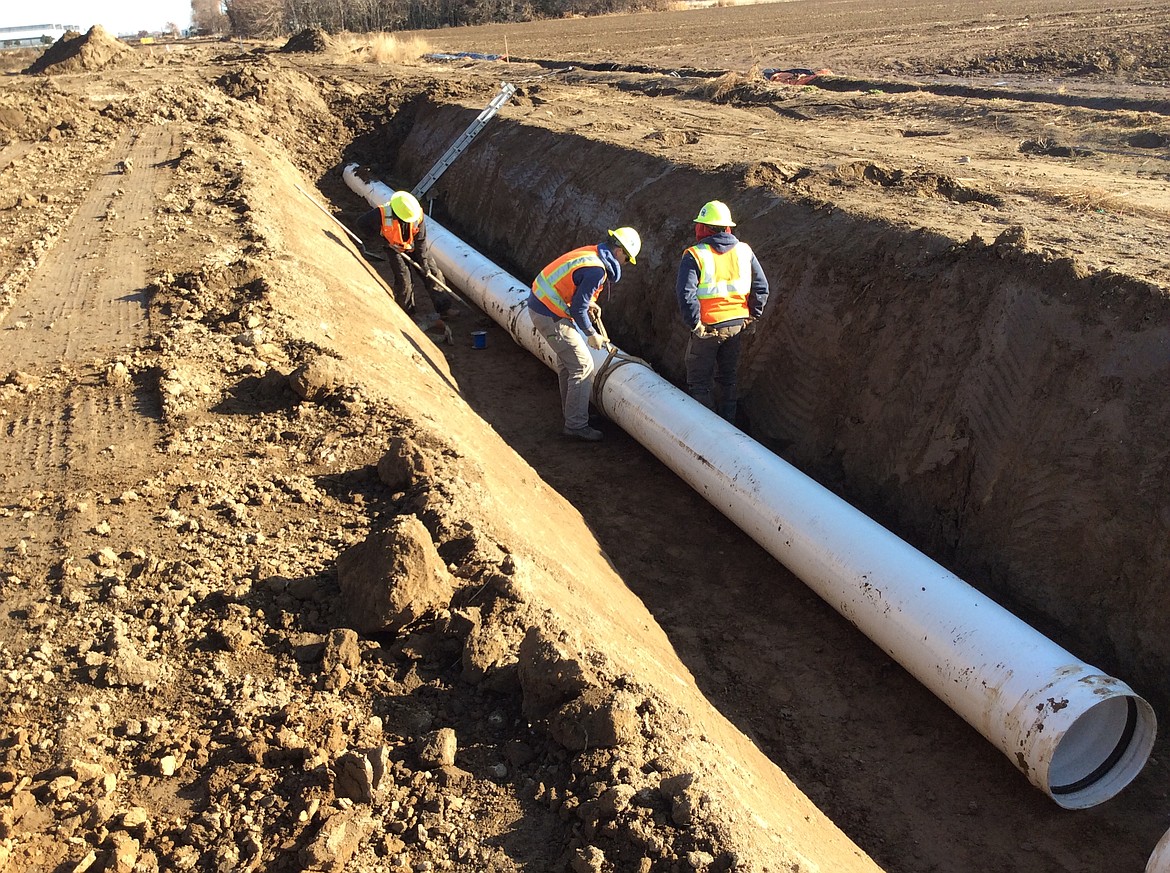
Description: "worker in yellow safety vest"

(675, 200), (770, 423)
(357, 190), (454, 317)
(527, 227), (642, 442)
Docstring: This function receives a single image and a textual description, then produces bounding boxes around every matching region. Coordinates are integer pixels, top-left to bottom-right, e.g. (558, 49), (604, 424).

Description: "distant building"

(0, 24), (78, 49)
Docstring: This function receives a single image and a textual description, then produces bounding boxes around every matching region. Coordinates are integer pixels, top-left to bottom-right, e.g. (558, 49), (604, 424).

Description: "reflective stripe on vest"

(531, 245), (604, 319)
(687, 242), (754, 324)
(379, 206), (418, 252)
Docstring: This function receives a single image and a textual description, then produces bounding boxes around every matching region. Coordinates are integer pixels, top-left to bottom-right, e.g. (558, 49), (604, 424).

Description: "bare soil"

(1, 2), (1168, 872)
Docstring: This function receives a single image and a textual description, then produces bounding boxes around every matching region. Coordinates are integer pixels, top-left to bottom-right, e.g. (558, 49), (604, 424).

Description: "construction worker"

(676, 200), (770, 423)
(356, 190), (453, 317)
(528, 227), (642, 442)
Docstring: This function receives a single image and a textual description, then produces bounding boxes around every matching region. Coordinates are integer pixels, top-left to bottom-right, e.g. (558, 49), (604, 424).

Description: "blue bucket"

(471, 330), (487, 350)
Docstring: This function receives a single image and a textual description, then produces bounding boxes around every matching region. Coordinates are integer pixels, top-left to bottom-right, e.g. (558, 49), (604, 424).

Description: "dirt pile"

(0, 80), (111, 146)
(22, 25), (138, 76)
(282, 27), (330, 54)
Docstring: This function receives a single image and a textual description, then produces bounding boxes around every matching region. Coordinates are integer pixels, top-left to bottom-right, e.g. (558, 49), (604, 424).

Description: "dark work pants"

(685, 325), (745, 422)
(388, 251), (450, 316)
(388, 251), (417, 313)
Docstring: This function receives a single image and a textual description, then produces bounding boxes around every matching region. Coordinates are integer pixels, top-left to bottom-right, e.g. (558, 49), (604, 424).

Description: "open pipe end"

(1044, 692), (1156, 809)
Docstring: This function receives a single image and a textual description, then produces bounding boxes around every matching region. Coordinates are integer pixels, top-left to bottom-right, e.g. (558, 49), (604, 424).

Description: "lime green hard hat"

(389, 190), (423, 224)
(608, 226), (641, 264)
(694, 200), (735, 227)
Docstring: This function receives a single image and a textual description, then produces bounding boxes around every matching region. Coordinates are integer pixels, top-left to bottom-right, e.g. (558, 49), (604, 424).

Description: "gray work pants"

(529, 310), (594, 430)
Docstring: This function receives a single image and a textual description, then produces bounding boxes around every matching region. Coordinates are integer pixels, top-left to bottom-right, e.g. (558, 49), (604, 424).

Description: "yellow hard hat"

(694, 200), (735, 227)
(389, 190), (423, 224)
(608, 226), (641, 264)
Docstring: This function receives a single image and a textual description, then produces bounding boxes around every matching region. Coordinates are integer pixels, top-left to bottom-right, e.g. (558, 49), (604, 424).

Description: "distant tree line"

(192, 0), (668, 38)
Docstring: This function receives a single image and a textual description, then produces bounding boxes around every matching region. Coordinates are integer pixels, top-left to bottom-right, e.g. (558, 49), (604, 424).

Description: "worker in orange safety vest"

(356, 190), (454, 317)
(527, 227), (642, 442)
(676, 200), (770, 423)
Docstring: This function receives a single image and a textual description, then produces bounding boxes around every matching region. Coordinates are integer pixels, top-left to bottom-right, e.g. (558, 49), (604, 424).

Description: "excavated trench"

(302, 84), (1169, 871)
(339, 93), (1170, 712)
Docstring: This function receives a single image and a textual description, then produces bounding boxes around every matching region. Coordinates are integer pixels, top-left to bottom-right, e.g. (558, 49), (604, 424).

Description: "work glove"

(691, 323), (710, 339)
(742, 317), (758, 337)
(586, 333), (606, 350)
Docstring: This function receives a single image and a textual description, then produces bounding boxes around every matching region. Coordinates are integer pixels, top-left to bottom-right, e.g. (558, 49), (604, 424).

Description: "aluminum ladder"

(411, 82), (517, 199)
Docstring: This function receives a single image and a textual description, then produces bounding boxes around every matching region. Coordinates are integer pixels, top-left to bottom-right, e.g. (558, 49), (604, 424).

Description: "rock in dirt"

(549, 687), (641, 750)
(333, 751), (376, 804)
(571, 845), (607, 873)
(416, 727), (457, 768)
(288, 354), (351, 401)
(105, 831), (139, 873)
(376, 436), (434, 491)
(517, 627), (596, 721)
(336, 515), (455, 633)
(299, 808), (374, 872)
(321, 628), (361, 673)
(103, 635), (163, 689)
(461, 607), (521, 689)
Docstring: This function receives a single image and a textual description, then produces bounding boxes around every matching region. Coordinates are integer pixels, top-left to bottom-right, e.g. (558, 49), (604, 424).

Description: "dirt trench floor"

(1, 2), (1169, 872)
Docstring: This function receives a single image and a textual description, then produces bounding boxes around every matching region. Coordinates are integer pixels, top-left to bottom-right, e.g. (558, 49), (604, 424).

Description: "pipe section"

(1150, 826), (1170, 873)
(342, 164), (1156, 808)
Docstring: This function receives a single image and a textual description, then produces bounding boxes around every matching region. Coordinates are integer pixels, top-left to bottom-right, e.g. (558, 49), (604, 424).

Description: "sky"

(5, 1), (193, 36)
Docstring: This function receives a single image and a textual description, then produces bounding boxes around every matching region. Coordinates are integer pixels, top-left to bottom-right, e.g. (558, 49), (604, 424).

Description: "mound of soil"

(22, 25), (137, 76)
(282, 27), (330, 54)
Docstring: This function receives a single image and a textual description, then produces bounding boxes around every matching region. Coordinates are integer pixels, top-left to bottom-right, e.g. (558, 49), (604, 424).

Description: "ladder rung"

(412, 83), (517, 199)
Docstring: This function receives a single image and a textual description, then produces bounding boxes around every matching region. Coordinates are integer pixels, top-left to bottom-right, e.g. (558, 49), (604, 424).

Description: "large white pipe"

(1149, 826), (1170, 873)
(343, 164), (1156, 808)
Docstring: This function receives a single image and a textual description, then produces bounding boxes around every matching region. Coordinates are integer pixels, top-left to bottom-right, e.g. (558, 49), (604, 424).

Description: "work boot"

(562, 426), (603, 442)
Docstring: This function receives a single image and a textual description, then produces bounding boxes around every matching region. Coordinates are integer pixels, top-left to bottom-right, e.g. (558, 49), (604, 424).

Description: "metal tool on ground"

(294, 183), (386, 261)
(411, 83), (517, 200)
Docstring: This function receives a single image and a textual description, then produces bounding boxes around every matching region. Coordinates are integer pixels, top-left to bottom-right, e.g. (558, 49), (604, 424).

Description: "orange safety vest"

(686, 241), (755, 325)
(379, 206), (420, 253)
(531, 245), (605, 319)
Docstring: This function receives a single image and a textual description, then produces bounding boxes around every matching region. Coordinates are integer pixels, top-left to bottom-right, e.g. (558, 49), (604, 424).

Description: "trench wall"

(383, 98), (1170, 708)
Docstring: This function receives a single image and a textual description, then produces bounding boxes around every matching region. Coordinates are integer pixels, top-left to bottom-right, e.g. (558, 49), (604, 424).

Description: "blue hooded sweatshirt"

(528, 242), (622, 338)
(676, 231), (769, 329)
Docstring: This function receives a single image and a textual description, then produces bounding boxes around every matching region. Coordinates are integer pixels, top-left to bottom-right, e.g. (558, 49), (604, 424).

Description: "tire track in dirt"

(961, 284), (1047, 509)
(5, 127), (172, 369)
(746, 279), (839, 450)
(0, 125), (178, 494)
(5, 394), (69, 479)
